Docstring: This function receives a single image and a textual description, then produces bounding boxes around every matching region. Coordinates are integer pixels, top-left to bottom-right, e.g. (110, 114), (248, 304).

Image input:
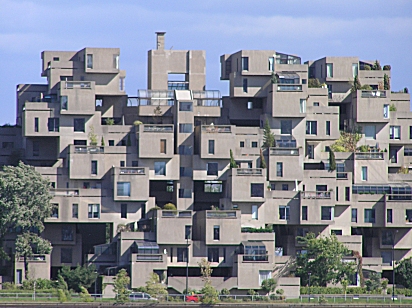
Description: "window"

(410, 126), (412, 139)
(91, 160), (98, 175)
(247, 101), (253, 109)
(361, 166), (368, 181)
(62, 226), (73, 241)
(107, 140), (114, 146)
(240, 141), (245, 148)
(352, 63), (358, 77)
(113, 54), (119, 69)
(306, 121), (317, 135)
(259, 271), (272, 286)
(117, 182), (131, 197)
(351, 209), (357, 223)
(252, 205), (258, 220)
(326, 121), (331, 136)
(297, 228), (309, 238)
(241, 57), (249, 71)
(72, 204), (78, 219)
(185, 226), (192, 240)
(223, 247), (226, 263)
(33, 141), (39, 157)
(160, 139), (166, 154)
(279, 206), (290, 220)
(61, 248), (72, 264)
(86, 54), (93, 69)
(207, 162), (218, 176)
(268, 57), (274, 71)
(154, 162), (166, 176)
(208, 248), (219, 262)
(16, 269), (23, 284)
(47, 118), (59, 132)
(177, 248), (188, 262)
(141, 203), (146, 219)
(307, 144), (314, 159)
(405, 148), (412, 157)
(276, 162), (283, 177)
(364, 125), (376, 139)
(321, 206), (333, 220)
(381, 251), (392, 265)
(180, 167), (193, 177)
(213, 225), (220, 240)
(345, 187), (350, 201)
(95, 98), (103, 107)
(121, 204), (127, 218)
(300, 99), (306, 113)
(251, 184), (264, 197)
(336, 187), (339, 201)
(302, 206), (308, 221)
(179, 102), (193, 111)
(34, 117), (39, 132)
(326, 63), (333, 78)
(208, 140), (215, 154)
(51, 204), (59, 218)
(74, 118), (85, 132)
(364, 209), (375, 223)
(166, 181), (174, 193)
(332, 230), (343, 236)
(74, 140), (87, 146)
(204, 181), (222, 193)
(179, 145), (193, 155)
(170, 248), (173, 262)
(243, 78), (248, 93)
(60, 95), (68, 110)
(327, 84), (332, 99)
(88, 204), (100, 218)
(387, 209), (393, 223)
(120, 161), (125, 167)
(178, 188), (192, 198)
(282, 184), (289, 191)
(179, 123), (193, 133)
(313, 102), (320, 106)
(281, 120), (292, 134)
(406, 209), (412, 223)
(390, 126), (401, 140)
(251, 141), (258, 148)
(383, 104), (389, 119)
(381, 231), (394, 245)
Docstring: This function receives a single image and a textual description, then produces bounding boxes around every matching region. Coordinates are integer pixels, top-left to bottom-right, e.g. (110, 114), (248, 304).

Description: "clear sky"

(1, 0), (411, 125)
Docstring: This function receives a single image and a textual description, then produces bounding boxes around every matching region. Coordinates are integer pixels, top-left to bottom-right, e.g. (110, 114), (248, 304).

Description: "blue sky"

(0, 0), (411, 125)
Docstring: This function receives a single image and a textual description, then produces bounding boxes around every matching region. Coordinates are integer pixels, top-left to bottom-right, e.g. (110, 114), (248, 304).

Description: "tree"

(15, 232), (52, 279)
(262, 119), (275, 148)
(145, 272), (167, 298)
(351, 76), (362, 93)
(59, 264), (98, 292)
(330, 130), (362, 152)
(365, 272), (382, 292)
(79, 286), (93, 302)
(372, 60), (382, 70)
(198, 258), (218, 304)
(384, 74), (390, 90)
(56, 274), (70, 302)
(395, 257), (412, 289)
(308, 78), (322, 88)
(101, 136), (105, 146)
(88, 125), (98, 146)
(113, 269), (130, 304)
(341, 279), (349, 301)
(229, 149), (237, 169)
(259, 148), (267, 169)
(261, 278), (276, 294)
(329, 150), (336, 171)
(0, 162), (53, 264)
(295, 233), (356, 286)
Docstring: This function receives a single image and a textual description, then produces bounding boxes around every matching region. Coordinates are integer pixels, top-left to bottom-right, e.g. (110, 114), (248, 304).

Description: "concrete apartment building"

(1, 32), (411, 295)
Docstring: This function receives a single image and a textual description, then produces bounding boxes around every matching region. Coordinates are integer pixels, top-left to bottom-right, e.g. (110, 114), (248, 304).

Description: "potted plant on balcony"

(88, 125), (98, 146)
(267, 185), (272, 191)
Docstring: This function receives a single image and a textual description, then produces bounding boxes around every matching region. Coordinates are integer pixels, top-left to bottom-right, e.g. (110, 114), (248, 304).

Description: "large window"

(179, 188), (192, 198)
(268, 57), (274, 71)
(321, 206), (333, 220)
(259, 271), (272, 285)
(61, 248), (72, 264)
(252, 205), (258, 220)
(61, 96), (68, 110)
(364, 209), (375, 223)
(306, 121), (317, 135)
(300, 99), (306, 113)
(208, 140), (215, 154)
(281, 120), (292, 135)
(177, 248), (188, 262)
(251, 184), (264, 197)
(179, 124), (193, 133)
(179, 102), (193, 111)
(185, 226), (191, 240)
(207, 162), (218, 176)
(74, 118), (85, 132)
(351, 209), (357, 223)
(352, 63), (358, 78)
(383, 104), (389, 119)
(88, 204), (100, 219)
(241, 57), (249, 71)
(390, 126), (401, 140)
(326, 63), (333, 78)
(387, 209), (393, 223)
(154, 162), (166, 176)
(117, 182), (131, 197)
(213, 225), (220, 240)
(160, 139), (166, 154)
(279, 206), (290, 221)
(381, 231), (394, 245)
(276, 162), (283, 177)
(51, 204), (59, 218)
(86, 54), (93, 69)
(204, 181), (222, 193)
(208, 248), (219, 263)
(361, 166), (368, 181)
(62, 226), (73, 241)
(364, 125), (376, 139)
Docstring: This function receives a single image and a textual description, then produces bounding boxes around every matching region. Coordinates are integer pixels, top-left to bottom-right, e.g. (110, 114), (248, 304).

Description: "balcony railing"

(386, 194), (412, 201)
(161, 210), (192, 218)
(17, 255), (46, 262)
(301, 191), (331, 199)
(141, 124), (173, 133)
(137, 90), (174, 106)
(50, 189), (79, 196)
(201, 125), (231, 133)
(336, 172), (348, 179)
(136, 254), (163, 261)
(270, 148), (299, 156)
(236, 168), (263, 176)
(277, 85), (302, 91)
(74, 146), (104, 153)
(119, 167), (145, 175)
(64, 81), (92, 89)
(355, 152), (383, 160)
(361, 90), (387, 98)
(243, 255), (269, 262)
(206, 211), (237, 219)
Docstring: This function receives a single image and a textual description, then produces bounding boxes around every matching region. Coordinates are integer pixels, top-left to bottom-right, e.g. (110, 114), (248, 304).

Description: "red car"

(185, 294), (202, 303)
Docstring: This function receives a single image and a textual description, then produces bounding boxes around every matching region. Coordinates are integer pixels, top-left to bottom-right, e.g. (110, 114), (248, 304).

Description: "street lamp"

(392, 229), (398, 302)
(308, 272), (311, 303)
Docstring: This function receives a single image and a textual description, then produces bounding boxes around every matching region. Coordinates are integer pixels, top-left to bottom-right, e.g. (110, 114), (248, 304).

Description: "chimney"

(156, 32), (166, 50)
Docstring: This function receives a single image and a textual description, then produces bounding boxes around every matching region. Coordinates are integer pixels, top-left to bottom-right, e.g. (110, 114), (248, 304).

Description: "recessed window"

(91, 160), (98, 175)
(240, 141), (245, 148)
(204, 181), (222, 193)
(113, 55), (119, 69)
(95, 98), (103, 107)
(154, 162), (166, 176)
(117, 182), (131, 197)
(241, 57), (249, 71)
(243, 78), (248, 93)
(281, 120), (292, 135)
(351, 208), (357, 223)
(121, 204), (127, 218)
(247, 101), (253, 109)
(251, 141), (258, 148)
(179, 124), (193, 133)
(119, 77), (125, 91)
(47, 118), (59, 132)
(72, 204), (78, 219)
(208, 248), (219, 262)
(364, 209), (375, 223)
(276, 162), (283, 177)
(61, 248), (72, 264)
(74, 118), (85, 132)
(361, 166), (368, 181)
(109, 140), (114, 146)
(120, 161), (125, 167)
(306, 121), (317, 135)
(326, 63), (333, 78)
(53, 57), (60, 61)
(178, 188), (192, 198)
(279, 206), (290, 220)
(252, 205), (258, 220)
(251, 183), (264, 197)
(313, 102), (319, 106)
(207, 162), (218, 176)
(364, 125), (376, 139)
(390, 126), (401, 140)
(34, 117), (39, 132)
(213, 225), (220, 240)
(51, 204), (59, 218)
(282, 184), (289, 191)
(185, 226), (192, 240)
(387, 209), (393, 223)
(268, 57), (274, 71)
(208, 140), (215, 154)
(179, 102), (193, 111)
(302, 206), (308, 221)
(321, 206), (333, 220)
(331, 230), (342, 236)
(88, 204), (100, 218)
(62, 226), (73, 241)
(326, 121), (331, 136)
(177, 248), (188, 262)
(381, 231), (394, 245)
(406, 209), (412, 223)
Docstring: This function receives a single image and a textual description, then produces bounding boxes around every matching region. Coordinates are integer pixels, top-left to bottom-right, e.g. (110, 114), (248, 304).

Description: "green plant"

(259, 148), (267, 169)
(117, 223), (131, 233)
(404, 87), (409, 93)
(395, 256), (412, 289)
(247, 289), (258, 296)
(365, 272), (381, 292)
(351, 76), (362, 92)
(383, 65), (391, 71)
(163, 203), (177, 210)
(384, 74), (390, 90)
(262, 119), (275, 148)
(220, 288), (230, 295)
(364, 64), (371, 70)
(133, 120), (143, 126)
(389, 103), (397, 111)
(229, 149), (237, 169)
(329, 150), (336, 171)
(79, 286), (93, 302)
(319, 295), (328, 304)
(331, 129), (362, 152)
(397, 166), (409, 174)
(88, 125), (98, 146)
(271, 73), (279, 84)
(105, 118), (115, 125)
(261, 278), (277, 294)
(59, 264), (98, 293)
(101, 136), (105, 146)
(57, 289), (68, 303)
(113, 269), (130, 304)
(145, 272), (167, 298)
(308, 78), (322, 88)
(372, 60), (382, 70)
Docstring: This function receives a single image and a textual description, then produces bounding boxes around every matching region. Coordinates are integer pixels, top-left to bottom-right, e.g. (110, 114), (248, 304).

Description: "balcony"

(138, 124), (174, 133)
(161, 210), (192, 218)
(192, 90), (221, 107)
(277, 85), (302, 91)
(355, 152), (384, 160)
(236, 168), (263, 176)
(336, 172), (348, 179)
(269, 148), (299, 156)
(50, 189), (79, 197)
(386, 194), (412, 201)
(301, 191), (331, 199)
(137, 90), (174, 106)
(119, 167), (145, 175)
(135, 254), (164, 262)
(206, 210), (238, 219)
(201, 125), (231, 133)
(73, 146), (104, 154)
(64, 81), (92, 89)
(16, 255), (47, 262)
(361, 90), (387, 98)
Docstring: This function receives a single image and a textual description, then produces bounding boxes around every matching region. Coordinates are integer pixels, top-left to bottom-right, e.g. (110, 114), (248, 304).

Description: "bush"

(1, 282), (18, 290)
(57, 289), (68, 303)
(308, 78), (322, 88)
(220, 288), (230, 295)
(364, 64), (371, 70)
(383, 65), (391, 71)
(163, 203), (177, 211)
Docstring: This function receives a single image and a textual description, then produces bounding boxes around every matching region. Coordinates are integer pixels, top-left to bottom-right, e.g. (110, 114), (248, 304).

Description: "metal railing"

(119, 167), (145, 175)
(277, 85), (302, 91)
(206, 211), (237, 218)
(64, 81), (92, 89)
(361, 90), (387, 98)
(355, 152), (384, 159)
(141, 124), (173, 132)
(301, 191), (331, 199)
(50, 189), (79, 196)
(16, 255), (46, 262)
(201, 125), (231, 133)
(74, 146), (104, 153)
(243, 254), (269, 262)
(236, 168), (263, 176)
(136, 254), (163, 261)
(336, 172), (348, 179)
(270, 148), (299, 155)
(161, 210), (192, 218)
